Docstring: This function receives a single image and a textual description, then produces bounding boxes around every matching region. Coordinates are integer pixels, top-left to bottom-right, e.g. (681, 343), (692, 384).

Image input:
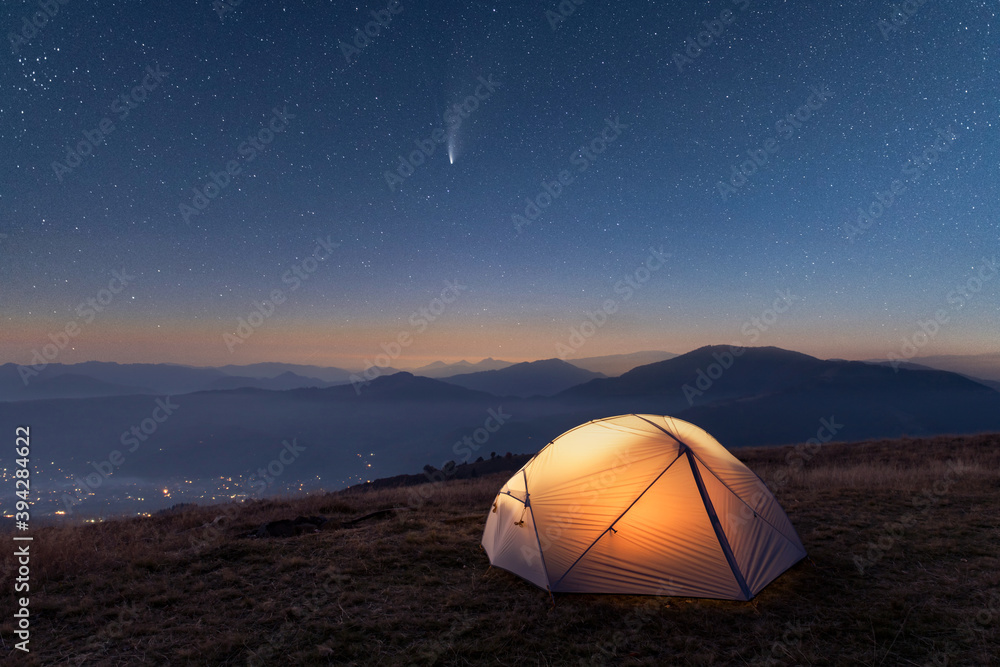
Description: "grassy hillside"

(3, 434), (999, 665)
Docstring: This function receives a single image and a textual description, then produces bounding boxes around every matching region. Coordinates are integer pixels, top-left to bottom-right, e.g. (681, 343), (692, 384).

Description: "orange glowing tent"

(482, 414), (806, 600)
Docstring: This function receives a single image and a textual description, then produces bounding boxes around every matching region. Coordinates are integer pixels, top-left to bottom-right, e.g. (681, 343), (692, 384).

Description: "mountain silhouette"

(441, 359), (605, 397)
(558, 345), (1000, 445)
(560, 345), (821, 401)
(215, 362), (358, 383)
(3, 346), (1000, 516)
(208, 371), (334, 391)
(409, 358), (514, 378)
(0, 364), (159, 401)
(567, 350), (676, 376)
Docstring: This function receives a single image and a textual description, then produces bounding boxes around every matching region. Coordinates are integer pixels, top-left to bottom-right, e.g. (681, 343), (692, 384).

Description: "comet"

(446, 122), (458, 164)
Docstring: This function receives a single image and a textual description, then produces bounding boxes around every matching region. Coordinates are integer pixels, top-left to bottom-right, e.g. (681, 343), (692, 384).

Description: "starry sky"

(1, 0), (997, 369)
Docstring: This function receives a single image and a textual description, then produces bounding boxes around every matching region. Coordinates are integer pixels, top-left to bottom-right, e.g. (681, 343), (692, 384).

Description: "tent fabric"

(481, 414), (806, 600)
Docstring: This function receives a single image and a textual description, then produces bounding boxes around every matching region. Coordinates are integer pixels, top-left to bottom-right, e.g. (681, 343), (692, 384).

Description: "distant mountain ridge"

(3, 345), (1000, 518)
(0, 361), (225, 401)
(215, 362), (355, 383)
(208, 371), (335, 391)
(866, 360), (1000, 393)
(440, 358), (606, 397)
(560, 345), (822, 401)
(408, 358), (514, 378)
(566, 350), (677, 376)
(0, 360), (400, 401)
(558, 345), (1000, 446)
(25, 373), (155, 400)
(309, 371), (502, 402)
(5, 347), (994, 401)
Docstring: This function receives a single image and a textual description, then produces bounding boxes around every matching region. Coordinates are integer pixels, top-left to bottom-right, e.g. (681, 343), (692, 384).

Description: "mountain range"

(404, 358), (513, 378)
(872, 352), (1000, 382)
(0, 351), (675, 401)
(565, 350), (677, 376)
(3, 344), (999, 518)
(439, 358), (606, 397)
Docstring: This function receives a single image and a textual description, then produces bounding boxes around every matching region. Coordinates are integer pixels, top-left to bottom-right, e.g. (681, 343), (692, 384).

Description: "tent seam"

(646, 412), (804, 554)
(550, 449), (686, 591)
(524, 415), (681, 473)
(633, 414), (687, 448)
(686, 448), (805, 553)
(686, 450), (753, 600)
(524, 469), (553, 591)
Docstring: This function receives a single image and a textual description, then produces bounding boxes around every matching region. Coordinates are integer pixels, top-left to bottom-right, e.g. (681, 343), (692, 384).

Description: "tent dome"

(482, 414), (806, 600)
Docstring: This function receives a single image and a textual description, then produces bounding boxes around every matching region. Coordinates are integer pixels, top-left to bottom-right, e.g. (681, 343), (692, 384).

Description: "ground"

(2, 433), (998, 665)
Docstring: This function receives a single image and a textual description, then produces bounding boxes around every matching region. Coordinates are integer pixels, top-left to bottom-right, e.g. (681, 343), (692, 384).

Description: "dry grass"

(2, 433), (999, 665)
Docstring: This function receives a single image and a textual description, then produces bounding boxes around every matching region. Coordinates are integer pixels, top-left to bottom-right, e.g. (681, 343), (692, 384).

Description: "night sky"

(2, 0), (997, 368)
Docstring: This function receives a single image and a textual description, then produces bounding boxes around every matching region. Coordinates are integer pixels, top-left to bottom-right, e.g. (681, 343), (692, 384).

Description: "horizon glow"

(1, 2), (997, 372)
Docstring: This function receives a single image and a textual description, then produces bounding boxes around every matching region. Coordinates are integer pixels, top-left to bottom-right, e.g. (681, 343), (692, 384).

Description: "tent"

(481, 414), (806, 600)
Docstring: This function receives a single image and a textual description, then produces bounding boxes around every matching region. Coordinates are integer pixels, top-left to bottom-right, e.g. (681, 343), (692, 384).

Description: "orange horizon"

(2, 317), (997, 371)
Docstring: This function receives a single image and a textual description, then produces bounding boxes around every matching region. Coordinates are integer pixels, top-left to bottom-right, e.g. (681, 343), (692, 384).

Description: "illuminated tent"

(482, 414), (806, 600)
